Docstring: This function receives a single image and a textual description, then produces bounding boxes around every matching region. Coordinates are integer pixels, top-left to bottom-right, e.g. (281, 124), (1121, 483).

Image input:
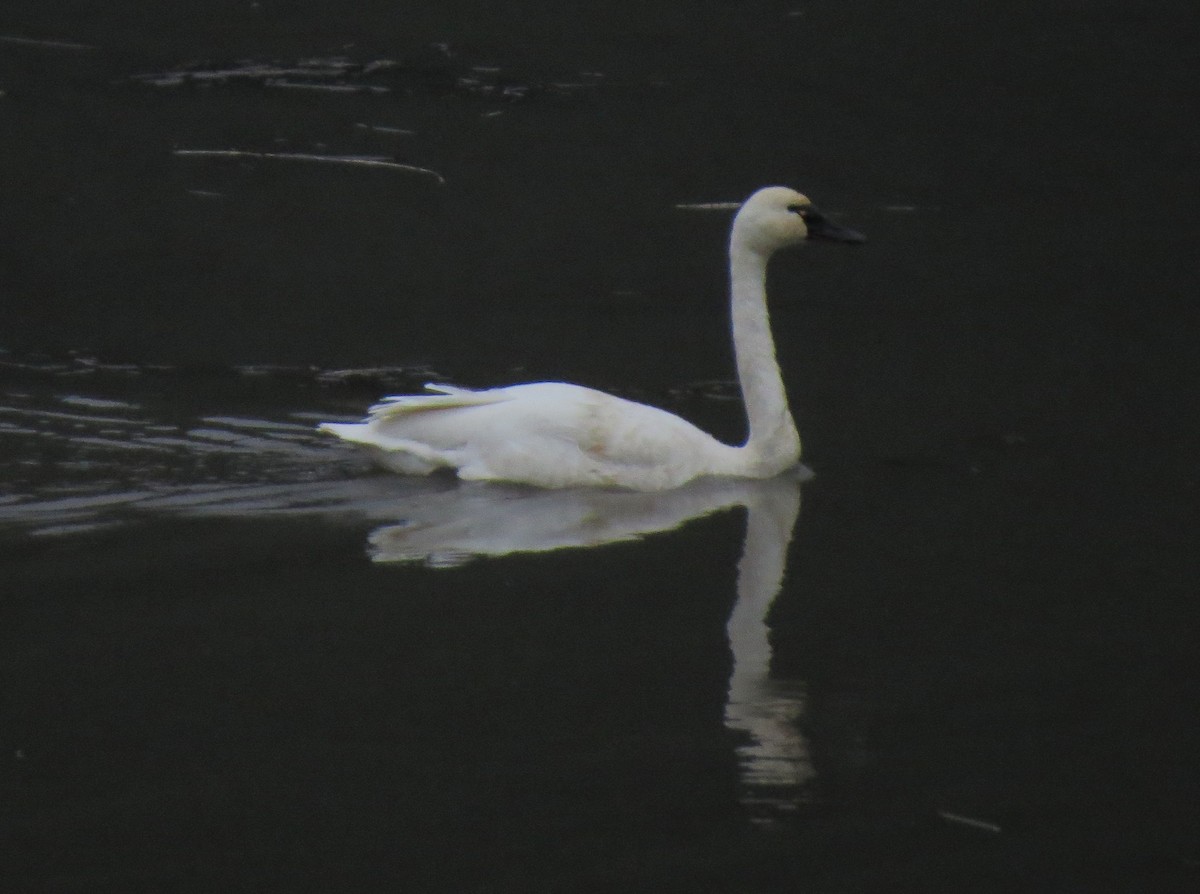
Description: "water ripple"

(0, 355), (442, 537)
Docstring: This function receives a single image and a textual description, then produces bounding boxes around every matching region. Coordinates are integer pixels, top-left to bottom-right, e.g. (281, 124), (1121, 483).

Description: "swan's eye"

(791, 205), (832, 229)
(787, 203), (822, 223)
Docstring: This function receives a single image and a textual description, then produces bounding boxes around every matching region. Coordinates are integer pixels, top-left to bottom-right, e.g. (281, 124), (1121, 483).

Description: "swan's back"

(323, 382), (739, 490)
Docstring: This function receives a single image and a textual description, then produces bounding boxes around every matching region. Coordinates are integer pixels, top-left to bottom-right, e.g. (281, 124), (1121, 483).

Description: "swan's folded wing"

(367, 384), (513, 421)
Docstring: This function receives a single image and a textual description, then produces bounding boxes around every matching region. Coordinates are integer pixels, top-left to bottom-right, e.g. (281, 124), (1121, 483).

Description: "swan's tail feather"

(367, 384), (510, 421)
(317, 421), (387, 446)
(318, 422), (455, 473)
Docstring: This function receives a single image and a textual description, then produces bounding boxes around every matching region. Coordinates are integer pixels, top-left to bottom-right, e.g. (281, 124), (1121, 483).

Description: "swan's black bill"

(803, 208), (866, 244)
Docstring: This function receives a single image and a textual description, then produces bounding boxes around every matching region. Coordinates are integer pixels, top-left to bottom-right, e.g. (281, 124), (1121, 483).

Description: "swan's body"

(319, 186), (863, 491)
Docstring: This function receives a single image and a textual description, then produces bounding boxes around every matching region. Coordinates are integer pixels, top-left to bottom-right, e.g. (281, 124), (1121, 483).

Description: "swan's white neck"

(725, 234), (801, 476)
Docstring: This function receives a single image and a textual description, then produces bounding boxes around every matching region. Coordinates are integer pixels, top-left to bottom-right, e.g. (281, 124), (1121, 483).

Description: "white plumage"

(319, 186), (863, 490)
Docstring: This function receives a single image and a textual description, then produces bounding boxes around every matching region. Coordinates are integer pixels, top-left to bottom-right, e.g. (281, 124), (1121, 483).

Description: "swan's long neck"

(727, 236), (800, 475)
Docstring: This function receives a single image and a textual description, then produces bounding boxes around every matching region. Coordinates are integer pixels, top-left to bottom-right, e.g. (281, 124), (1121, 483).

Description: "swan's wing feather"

(323, 382), (732, 489)
(367, 386), (513, 421)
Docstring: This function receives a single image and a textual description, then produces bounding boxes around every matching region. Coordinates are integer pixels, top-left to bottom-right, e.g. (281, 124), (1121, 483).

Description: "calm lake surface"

(2, 2), (1197, 890)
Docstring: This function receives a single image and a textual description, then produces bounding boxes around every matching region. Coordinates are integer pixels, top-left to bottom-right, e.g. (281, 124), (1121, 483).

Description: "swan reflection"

(2, 443), (814, 820)
(367, 470), (814, 819)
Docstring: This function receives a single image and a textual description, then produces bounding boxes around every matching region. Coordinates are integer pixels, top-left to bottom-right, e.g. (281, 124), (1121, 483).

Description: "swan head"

(733, 186), (865, 256)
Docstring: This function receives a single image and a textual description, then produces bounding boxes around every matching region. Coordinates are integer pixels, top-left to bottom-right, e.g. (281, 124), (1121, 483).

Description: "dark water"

(2, 2), (1198, 890)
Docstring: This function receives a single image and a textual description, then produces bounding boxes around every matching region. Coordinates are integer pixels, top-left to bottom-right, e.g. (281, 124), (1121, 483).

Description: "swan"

(319, 186), (864, 490)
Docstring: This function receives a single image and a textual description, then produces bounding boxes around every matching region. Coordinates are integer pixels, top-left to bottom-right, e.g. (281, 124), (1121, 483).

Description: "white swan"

(319, 186), (863, 490)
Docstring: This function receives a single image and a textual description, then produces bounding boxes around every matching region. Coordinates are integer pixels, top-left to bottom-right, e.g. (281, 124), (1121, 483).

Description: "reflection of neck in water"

(723, 479), (813, 822)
